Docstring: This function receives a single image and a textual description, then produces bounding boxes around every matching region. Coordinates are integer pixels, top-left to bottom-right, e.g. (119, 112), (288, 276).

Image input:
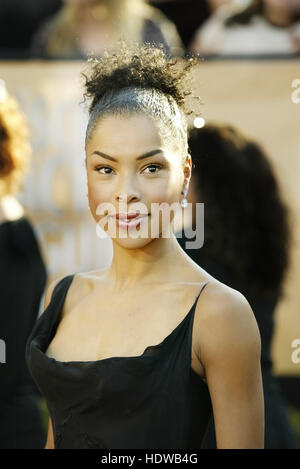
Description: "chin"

(112, 236), (156, 250)
(94, 212), (174, 249)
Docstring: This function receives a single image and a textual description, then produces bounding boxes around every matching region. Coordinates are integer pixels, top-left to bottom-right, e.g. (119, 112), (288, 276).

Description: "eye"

(95, 166), (114, 175)
(142, 164), (163, 175)
(94, 163), (163, 175)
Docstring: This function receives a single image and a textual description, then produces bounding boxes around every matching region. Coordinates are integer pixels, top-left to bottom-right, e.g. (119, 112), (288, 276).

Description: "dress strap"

(26, 274), (75, 354)
(185, 281), (210, 368)
(50, 274), (75, 308)
(198, 281), (209, 298)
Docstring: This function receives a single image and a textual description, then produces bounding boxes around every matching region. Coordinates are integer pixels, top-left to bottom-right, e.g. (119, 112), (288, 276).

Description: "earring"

(181, 186), (188, 208)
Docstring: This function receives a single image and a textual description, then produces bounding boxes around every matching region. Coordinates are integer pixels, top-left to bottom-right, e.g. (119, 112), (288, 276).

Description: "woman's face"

(85, 113), (190, 249)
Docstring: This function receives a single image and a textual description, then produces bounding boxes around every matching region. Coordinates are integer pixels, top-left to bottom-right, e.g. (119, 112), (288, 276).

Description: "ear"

(183, 153), (192, 183)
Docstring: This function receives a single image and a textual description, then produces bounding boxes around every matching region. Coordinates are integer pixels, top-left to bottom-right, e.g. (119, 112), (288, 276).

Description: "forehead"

(86, 113), (163, 157)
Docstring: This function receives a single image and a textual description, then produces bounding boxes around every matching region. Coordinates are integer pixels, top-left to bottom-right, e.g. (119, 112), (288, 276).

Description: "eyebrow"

(90, 149), (163, 162)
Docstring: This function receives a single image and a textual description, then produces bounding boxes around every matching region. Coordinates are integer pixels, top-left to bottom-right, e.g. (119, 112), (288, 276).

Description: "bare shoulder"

(194, 281), (261, 366)
(44, 274), (69, 310)
(44, 272), (82, 310)
(197, 280), (256, 322)
(44, 268), (110, 317)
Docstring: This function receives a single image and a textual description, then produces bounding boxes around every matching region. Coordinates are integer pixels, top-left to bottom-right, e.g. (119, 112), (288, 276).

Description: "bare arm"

(196, 283), (264, 449)
(45, 417), (55, 450)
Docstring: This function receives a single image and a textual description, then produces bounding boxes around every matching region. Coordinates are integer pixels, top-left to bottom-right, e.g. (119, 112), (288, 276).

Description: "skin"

(263, 0), (297, 26)
(207, 0), (232, 11)
(44, 113), (264, 449)
(68, 0), (113, 56)
(63, 0), (144, 56)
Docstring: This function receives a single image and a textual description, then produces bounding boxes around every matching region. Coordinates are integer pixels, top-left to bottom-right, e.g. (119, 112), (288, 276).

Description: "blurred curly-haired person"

(176, 123), (299, 448)
(0, 83), (47, 448)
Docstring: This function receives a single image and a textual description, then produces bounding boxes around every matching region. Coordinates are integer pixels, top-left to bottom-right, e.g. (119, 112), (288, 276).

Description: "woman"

(26, 43), (264, 449)
(30, 0), (184, 59)
(176, 123), (299, 448)
(0, 85), (47, 448)
(189, 0), (300, 55)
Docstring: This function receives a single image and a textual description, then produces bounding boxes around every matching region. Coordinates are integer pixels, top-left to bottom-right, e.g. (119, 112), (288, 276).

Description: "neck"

(106, 232), (188, 292)
(263, 6), (293, 27)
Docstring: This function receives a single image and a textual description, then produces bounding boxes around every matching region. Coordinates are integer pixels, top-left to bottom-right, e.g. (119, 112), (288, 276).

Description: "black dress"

(26, 275), (212, 449)
(176, 231), (299, 449)
(0, 216), (47, 448)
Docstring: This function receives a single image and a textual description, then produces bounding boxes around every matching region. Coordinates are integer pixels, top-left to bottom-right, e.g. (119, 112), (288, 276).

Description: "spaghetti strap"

(191, 281), (210, 315)
(50, 274), (75, 307)
(199, 281), (209, 296)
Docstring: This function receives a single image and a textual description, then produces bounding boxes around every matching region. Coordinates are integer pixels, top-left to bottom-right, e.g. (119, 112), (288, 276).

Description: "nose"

(115, 176), (140, 205)
(115, 193), (140, 204)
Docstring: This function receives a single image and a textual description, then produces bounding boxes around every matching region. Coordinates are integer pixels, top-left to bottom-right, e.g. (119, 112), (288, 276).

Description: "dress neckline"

(37, 274), (208, 367)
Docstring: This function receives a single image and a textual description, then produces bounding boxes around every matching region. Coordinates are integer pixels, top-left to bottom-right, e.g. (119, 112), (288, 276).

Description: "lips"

(115, 213), (142, 220)
(108, 212), (149, 230)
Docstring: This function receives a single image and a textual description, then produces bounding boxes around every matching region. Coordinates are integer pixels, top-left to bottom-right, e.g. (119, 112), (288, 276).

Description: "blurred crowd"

(0, 0), (299, 58)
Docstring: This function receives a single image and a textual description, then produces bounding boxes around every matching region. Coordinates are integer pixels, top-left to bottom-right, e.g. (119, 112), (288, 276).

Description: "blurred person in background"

(176, 123), (299, 448)
(30, 0), (184, 59)
(189, 0), (300, 55)
(148, 0), (235, 50)
(0, 81), (47, 448)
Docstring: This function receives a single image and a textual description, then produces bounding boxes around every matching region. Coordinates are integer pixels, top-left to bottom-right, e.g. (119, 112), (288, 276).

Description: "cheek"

(87, 175), (110, 217)
(141, 181), (181, 208)
(143, 183), (168, 204)
(144, 166), (183, 205)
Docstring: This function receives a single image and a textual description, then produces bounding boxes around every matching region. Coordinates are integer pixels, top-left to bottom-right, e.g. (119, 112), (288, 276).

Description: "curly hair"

(188, 123), (292, 303)
(82, 42), (200, 160)
(0, 93), (31, 197)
